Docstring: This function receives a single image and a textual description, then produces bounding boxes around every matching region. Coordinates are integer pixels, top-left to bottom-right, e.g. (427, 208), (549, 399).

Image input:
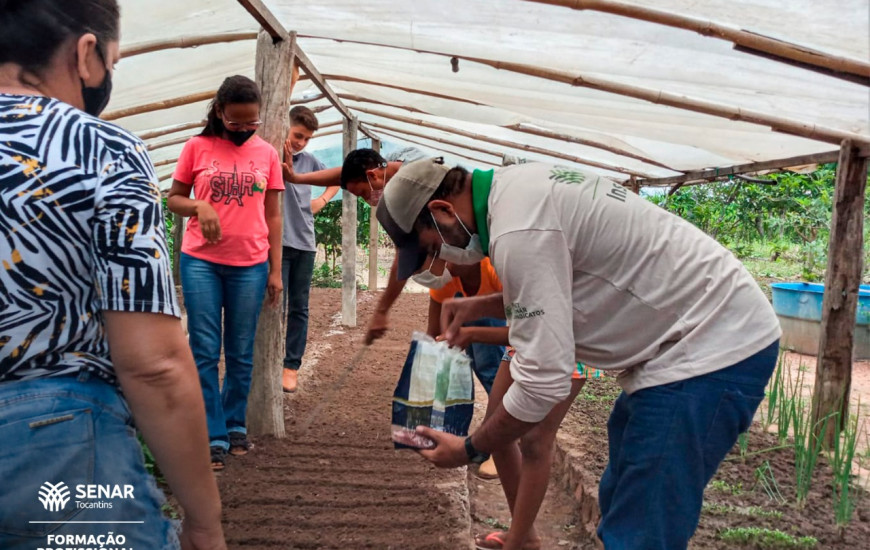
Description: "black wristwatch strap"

(464, 436), (487, 464)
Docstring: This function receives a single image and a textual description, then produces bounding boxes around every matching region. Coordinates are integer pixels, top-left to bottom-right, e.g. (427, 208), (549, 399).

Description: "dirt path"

(216, 290), (471, 549)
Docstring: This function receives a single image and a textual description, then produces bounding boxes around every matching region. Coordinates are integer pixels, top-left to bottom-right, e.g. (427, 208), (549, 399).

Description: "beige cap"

(381, 158), (450, 233)
(376, 158), (451, 279)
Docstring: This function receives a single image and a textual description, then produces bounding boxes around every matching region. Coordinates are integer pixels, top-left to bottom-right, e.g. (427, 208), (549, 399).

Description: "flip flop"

(228, 432), (251, 456)
(474, 531), (542, 550)
(210, 446), (226, 472)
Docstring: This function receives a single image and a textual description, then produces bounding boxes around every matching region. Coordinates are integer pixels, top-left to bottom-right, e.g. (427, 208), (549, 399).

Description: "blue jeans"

(0, 374), (180, 549)
(180, 253), (268, 450)
(597, 340), (779, 549)
(282, 246), (316, 371)
(464, 317), (505, 395)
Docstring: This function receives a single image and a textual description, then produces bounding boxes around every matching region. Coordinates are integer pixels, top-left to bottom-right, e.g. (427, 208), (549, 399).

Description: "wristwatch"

(464, 436), (489, 464)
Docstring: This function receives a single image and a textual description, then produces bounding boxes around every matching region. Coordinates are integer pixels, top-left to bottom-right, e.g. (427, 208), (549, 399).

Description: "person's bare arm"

(282, 140), (342, 186)
(365, 256), (407, 344)
(265, 189), (283, 307)
(104, 311), (225, 550)
(427, 298), (441, 338)
(311, 186), (339, 215)
(296, 168), (342, 187)
(166, 179), (221, 244)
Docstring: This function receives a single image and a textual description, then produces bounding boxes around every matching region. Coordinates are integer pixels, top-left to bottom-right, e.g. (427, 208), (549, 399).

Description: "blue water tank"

(770, 282), (870, 359)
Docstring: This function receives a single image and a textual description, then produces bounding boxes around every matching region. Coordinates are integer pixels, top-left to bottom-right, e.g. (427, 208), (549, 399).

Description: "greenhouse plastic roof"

(110, 0), (870, 188)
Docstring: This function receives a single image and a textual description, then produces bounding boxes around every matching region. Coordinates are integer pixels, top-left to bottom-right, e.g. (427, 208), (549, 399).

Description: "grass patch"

(482, 517), (510, 531)
(717, 527), (817, 548)
(702, 503), (783, 520)
(710, 480), (744, 496)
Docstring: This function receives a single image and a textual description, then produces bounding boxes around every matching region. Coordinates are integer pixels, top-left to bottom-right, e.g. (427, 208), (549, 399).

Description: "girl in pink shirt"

(167, 75), (284, 471)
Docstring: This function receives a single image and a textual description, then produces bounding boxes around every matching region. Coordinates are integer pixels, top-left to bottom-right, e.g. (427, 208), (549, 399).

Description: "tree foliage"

(648, 164), (870, 281)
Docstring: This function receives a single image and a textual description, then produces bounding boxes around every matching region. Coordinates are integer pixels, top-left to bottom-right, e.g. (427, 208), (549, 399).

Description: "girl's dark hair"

(201, 75), (262, 137)
(0, 0), (119, 80)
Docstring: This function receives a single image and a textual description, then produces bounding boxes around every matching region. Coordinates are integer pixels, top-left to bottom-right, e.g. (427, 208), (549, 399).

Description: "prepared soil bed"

(215, 289), (472, 549)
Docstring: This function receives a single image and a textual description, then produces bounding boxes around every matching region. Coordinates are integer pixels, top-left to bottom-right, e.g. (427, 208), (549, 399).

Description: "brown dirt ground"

(215, 289), (471, 549)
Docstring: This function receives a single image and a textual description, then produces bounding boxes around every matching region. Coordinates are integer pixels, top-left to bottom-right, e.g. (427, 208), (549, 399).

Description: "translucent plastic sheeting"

(638, 0), (869, 61)
(113, 0), (869, 183)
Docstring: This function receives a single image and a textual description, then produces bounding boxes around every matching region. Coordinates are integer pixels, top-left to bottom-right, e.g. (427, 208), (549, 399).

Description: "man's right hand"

(440, 296), (496, 347)
(194, 201), (221, 244)
(282, 140), (296, 182)
(365, 310), (389, 345)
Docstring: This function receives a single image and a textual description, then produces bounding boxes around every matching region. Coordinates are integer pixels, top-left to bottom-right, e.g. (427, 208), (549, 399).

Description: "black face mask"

(81, 47), (112, 117)
(225, 128), (255, 147)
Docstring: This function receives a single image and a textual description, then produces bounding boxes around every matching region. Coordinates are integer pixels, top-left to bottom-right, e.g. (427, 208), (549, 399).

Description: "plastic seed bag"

(391, 332), (474, 449)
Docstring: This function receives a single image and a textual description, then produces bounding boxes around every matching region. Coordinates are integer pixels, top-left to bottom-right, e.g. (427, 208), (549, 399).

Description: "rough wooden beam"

(324, 74), (486, 107)
(354, 106), (653, 178)
(318, 120), (341, 131)
(643, 149), (855, 188)
(309, 128), (341, 139)
(811, 141), (869, 446)
(248, 30), (295, 438)
(341, 117), (359, 327)
(138, 120), (206, 141)
(338, 93), (429, 114)
(368, 140), (381, 292)
(366, 121), (502, 158)
(102, 91), (215, 121)
(506, 123), (675, 171)
(525, 0), (870, 85)
(291, 93), (325, 105)
(153, 157), (179, 168)
(237, 0), (290, 42)
(147, 135), (191, 152)
(121, 32), (258, 58)
(373, 127), (501, 166)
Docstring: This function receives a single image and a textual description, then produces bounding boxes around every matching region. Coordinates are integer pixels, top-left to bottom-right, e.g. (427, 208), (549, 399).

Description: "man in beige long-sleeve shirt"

(375, 158), (781, 550)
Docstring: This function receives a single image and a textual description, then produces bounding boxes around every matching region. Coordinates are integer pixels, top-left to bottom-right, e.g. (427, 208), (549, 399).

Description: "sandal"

(228, 432), (251, 456)
(210, 446), (226, 472)
(475, 531), (542, 550)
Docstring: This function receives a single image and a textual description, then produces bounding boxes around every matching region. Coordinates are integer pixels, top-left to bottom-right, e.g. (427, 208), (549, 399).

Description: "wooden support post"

(368, 139), (381, 292)
(811, 140), (869, 446)
(248, 30), (295, 438)
(341, 117), (359, 326)
(629, 175), (640, 194)
(171, 213), (183, 285)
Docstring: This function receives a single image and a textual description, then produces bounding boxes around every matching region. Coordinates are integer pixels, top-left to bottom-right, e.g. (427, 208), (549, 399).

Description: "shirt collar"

(471, 169), (493, 255)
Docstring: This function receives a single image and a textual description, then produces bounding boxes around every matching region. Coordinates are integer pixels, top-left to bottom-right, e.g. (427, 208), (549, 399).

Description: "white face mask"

(432, 211), (486, 265)
(412, 256), (453, 289)
(365, 164), (386, 207)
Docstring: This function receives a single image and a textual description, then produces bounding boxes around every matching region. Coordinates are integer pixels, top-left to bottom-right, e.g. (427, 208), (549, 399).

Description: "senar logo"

(38, 481), (70, 512)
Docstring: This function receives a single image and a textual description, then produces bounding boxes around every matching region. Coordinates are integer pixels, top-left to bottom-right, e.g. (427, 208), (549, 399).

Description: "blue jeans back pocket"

(0, 406), (95, 537)
(701, 388), (764, 481)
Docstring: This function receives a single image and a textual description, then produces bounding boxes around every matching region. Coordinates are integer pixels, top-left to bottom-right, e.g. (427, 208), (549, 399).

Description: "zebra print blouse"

(0, 94), (180, 385)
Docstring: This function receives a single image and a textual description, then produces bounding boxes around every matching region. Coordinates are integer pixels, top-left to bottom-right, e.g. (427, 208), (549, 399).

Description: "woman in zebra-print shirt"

(0, 1), (225, 548)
